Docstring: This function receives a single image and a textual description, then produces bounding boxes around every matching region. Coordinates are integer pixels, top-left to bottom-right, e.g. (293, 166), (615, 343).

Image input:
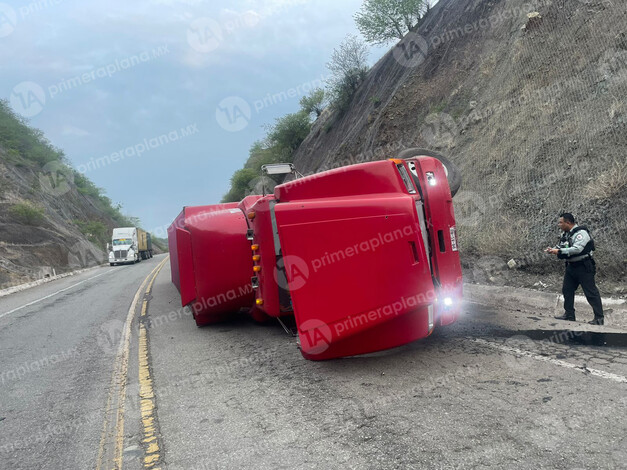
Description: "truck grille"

(114, 250), (127, 259)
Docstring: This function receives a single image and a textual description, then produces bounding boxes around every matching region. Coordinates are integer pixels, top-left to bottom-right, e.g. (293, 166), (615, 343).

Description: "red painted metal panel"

(240, 196), (285, 318)
(168, 203), (257, 325)
(184, 205), (255, 325)
(273, 160), (437, 360)
(275, 160), (412, 202)
(175, 227), (196, 307)
(410, 156), (463, 326)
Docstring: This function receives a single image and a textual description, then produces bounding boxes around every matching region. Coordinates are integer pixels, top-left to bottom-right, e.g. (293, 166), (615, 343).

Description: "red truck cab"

(243, 156), (462, 359)
(168, 152), (462, 360)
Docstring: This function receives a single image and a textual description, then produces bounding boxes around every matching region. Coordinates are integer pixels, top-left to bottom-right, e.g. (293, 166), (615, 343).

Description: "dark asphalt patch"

(493, 329), (627, 348)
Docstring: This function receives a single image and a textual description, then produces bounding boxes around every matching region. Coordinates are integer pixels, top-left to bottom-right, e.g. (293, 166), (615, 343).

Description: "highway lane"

(0, 255), (166, 470)
(1, 255), (626, 469)
(144, 263), (627, 470)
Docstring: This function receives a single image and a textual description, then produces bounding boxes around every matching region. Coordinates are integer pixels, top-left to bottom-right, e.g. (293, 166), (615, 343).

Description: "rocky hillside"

(292, 0), (626, 290)
(0, 101), (164, 289)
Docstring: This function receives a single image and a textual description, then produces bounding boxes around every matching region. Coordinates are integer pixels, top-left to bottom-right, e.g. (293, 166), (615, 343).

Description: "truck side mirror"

(106, 243), (111, 251)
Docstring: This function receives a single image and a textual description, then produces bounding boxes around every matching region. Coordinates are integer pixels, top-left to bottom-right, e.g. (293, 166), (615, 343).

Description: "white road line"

(473, 338), (627, 384)
(0, 270), (111, 319)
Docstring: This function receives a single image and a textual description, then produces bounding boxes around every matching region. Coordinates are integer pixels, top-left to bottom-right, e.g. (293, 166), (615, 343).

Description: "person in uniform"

(545, 213), (604, 325)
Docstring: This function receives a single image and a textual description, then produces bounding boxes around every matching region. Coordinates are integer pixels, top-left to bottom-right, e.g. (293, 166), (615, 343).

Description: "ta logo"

(0, 3), (17, 38)
(216, 96), (252, 132)
(393, 32), (429, 68)
(274, 255), (310, 292)
(10, 81), (46, 118)
(299, 319), (332, 355)
(421, 112), (458, 148)
(452, 190), (485, 227)
(246, 176), (276, 196)
(97, 320), (125, 356)
(187, 17), (223, 53)
(39, 160), (74, 196)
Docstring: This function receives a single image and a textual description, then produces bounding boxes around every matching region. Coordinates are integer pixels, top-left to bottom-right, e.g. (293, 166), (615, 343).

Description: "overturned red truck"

(168, 149), (463, 360)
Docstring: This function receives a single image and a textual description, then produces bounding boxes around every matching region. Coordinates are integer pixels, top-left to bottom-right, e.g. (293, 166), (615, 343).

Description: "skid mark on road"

(473, 338), (627, 384)
(138, 259), (167, 469)
(96, 257), (169, 470)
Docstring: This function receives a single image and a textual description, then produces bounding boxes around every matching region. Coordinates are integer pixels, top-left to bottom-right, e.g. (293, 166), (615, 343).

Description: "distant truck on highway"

(108, 227), (153, 266)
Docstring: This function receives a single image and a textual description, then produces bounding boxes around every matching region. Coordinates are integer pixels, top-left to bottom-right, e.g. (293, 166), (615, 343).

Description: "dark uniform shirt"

(556, 225), (593, 262)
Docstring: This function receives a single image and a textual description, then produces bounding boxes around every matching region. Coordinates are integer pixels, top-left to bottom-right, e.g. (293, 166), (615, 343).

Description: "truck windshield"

(113, 239), (131, 246)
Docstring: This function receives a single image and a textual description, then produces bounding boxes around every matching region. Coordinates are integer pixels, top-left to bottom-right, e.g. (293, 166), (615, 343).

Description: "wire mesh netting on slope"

(445, 0), (627, 282)
(294, 0), (626, 286)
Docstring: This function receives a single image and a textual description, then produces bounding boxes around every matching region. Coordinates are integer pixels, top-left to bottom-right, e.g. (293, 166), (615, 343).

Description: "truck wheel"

(110, 263), (115, 266)
(397, 148), (462, 197)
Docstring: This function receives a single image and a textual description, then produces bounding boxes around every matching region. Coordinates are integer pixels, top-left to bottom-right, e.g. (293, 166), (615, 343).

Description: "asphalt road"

(0, 256), (166, 470)
(1, 256), (626, 469)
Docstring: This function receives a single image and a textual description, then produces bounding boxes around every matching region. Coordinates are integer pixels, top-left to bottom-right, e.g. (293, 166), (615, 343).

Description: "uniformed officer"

(545, 213), (604, 325)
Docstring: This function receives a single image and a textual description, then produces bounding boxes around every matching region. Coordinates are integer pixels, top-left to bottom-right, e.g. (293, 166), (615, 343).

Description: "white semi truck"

(108, 227), (153, 266)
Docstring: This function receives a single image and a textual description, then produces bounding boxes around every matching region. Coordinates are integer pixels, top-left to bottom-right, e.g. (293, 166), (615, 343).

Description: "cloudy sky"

(0, 0), (389, 234)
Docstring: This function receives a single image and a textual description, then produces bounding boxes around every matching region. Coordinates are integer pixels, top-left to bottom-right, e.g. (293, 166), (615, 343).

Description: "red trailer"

(167, 202), (259, 325)
(168, 150), (462, 360)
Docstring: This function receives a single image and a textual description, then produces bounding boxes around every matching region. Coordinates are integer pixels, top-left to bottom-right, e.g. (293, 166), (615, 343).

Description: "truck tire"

(110, 263), (115, 266)
(397, 148), (462, 197)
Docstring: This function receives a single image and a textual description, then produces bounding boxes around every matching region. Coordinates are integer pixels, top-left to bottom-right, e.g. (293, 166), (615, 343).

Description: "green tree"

(222, 109), (313, 202)
(300, 88), (327, 118)
(355, 0), (430, 45)
(221, 168), (259, 203)
(267, 110), (312, 154)
(326, 35), (370, 113)
(244, 140), (279, 170)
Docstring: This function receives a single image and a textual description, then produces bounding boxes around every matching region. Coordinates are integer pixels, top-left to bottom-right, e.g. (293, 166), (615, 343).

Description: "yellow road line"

(96, 256), (169, 470)
(138, 259), (167, 468)
(146, 266), (160, 295)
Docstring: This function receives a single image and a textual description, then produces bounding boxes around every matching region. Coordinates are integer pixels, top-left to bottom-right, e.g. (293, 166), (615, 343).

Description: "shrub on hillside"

(0, 100), (65, 167)
(326, 35), (370, 114)
(74, 220), (109, 246)
(9, 201), (45, 225)
(267, 110), (312, 154)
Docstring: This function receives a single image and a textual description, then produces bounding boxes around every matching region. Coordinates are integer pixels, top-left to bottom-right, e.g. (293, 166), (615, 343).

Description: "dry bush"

(458, 216), (533, 260)
(584, 159), (627, 201)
